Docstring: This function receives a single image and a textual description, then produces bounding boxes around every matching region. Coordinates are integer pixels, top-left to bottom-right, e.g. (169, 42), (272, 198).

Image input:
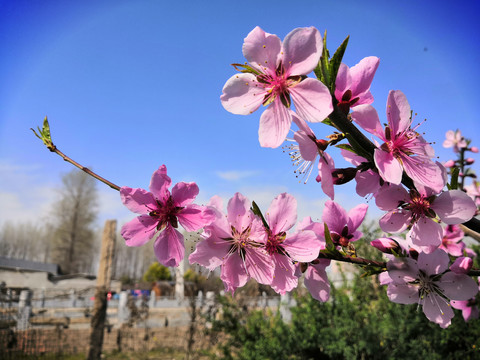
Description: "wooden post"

(87, 220), (116, 360)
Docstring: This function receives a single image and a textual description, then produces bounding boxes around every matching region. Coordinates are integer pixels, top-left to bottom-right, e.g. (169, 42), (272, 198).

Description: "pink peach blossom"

(189, 193), (274, 294)
(443, 130), (467, 153)
(351, 90), (445, 192)
(335, 56), (380, 114)
(221, 26), (333, 148)
(120, 165), (215, 267)
(387, 249), (478, 328)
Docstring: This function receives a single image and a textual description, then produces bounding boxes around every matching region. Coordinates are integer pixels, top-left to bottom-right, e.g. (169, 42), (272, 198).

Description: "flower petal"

(417, 249), (449, 275)
(439, 272), (479, 301)
(375, 184), (409, 211)
(379, 210), (410, 233)
(282, 27), (321, 75)
(258, 100), (291, 148)
(349, 56), (380, 105)
(374, 149), (403, 185)
(220, 73), (265, 115)
(188, 235), (230, 271)
(221, 253), (249, 294)
(283, 230), (321, 262)
(322, 200), (347, 234)
(304, 262), (331, 302)
(386, 90), (411, 135)
(149, 165), (172, 203)
(409, 218), (443, 248)
(347, 203), (368, 232)
(171, 182), (199, 207)
(120, 187), (156, 214)
(153, 225), (185, 267)
(121, 215), (158, 247)
(432, 190), (476, 224)
(422, 293), (453, 328)
(245, 248), (274, 285)
(227, 192), (252, 231)
(351, 104), (384, 139)
(242, 26), (281, 73)
(266, 193), (297, 234)
(270, 253), (298, 294)
(387, 283), (419, 304)
(177, 204), (216, 232)
(290, 78), (333, 123)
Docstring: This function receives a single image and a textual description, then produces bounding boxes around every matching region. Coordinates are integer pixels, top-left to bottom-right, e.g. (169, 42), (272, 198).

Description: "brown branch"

(49, 145), (121, 192)
(318, 251), (386, 269)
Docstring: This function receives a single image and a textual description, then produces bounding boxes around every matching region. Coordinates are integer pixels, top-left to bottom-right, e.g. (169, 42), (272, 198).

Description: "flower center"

(265, 231), (287, 256)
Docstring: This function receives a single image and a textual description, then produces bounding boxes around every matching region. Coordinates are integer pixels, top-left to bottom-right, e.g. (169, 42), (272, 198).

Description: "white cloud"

(216, 170), (259, 181)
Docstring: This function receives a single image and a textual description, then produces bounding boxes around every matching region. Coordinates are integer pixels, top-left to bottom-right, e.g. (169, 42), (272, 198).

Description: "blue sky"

(1, 0), (479, 228)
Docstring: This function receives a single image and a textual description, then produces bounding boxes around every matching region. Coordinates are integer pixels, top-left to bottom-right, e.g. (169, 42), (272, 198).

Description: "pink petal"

(386, 90), (411, 135)
(322, 200), (347, 234)
(304, 262), (331, 302)
(387, 257), (419, 284)
(149, 165), (172, 203)
(120, 187), (156, 214)
(270, 253), (298, 294)
(242, 26), (281, 73)
(245, 248), (274, 285)
(153, 225), (185, 267)
(417, 249), (449, 275)
(318, 153), (335, 200)
(282, 27), (322, 76)
(266, 193), (297, 234)
(422, 293), (453, 328)
(188, 235), (230, 271)
(334, 63), (351, 101)
(409, 218), (443, 248)
(227, 192), (252, 231)
(374, 149), (403, 185)
(379, 210), (410, 233)
(290, 78), (333, 123)
(432, 190), (476, 224)
(294, 130), (318, 161)
(171, 181), (199, 207)
(374, 184), (409, 211)
(121, 215), (158, 247)
(258, 100), (291, 148)
(221, 253), (249, 294)
(387, 283), (419, 304)
(440, 272), (478, 301)
(351, 104), (384, 139)
(355, 170), (381, 197)
(349, 56), (380, 105)
(177, 204), (216, 232)
(347, 203), (368, 232)
(220, 73), (265, 115)
(283, 230), (321, 262)
(401, 156), (445, 193)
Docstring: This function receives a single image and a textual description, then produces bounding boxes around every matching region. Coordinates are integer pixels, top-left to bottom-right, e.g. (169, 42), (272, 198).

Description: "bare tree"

(0, 221), (52, 261)
(50, 169), (98, 274)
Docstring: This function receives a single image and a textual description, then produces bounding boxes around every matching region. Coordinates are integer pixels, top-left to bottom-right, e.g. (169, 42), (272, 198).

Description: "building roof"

(0, 257), (60, 276)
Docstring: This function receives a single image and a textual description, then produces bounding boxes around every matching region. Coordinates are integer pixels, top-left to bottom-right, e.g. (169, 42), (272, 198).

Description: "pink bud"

(471, 146), (479, 153)
(444, 160), (455, 168)
(450, 256), (473, 274)
(371, 238), (400, 254)
(466, 158), (475, 165)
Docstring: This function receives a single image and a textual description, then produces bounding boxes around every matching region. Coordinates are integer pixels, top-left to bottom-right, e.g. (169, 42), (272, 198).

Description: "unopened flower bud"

(465, 158), (475, 165)
(450, 256), (473, 274)
(332, 167), (357, 185)
(471, 146), (479, 153)
(444, 160), (455, 168)
(371, 238), (401, 254)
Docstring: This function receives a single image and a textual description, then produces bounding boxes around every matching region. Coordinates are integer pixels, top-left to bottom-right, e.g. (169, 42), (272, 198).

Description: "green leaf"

(328, 35), (350, 93)
(449, 167), (460, 190)
(321, 117), (334, 127)
(345, 132), (372, 161)
(251, 201), (269, 230)
(324, 223), (335, 252)
(335, 143), (355, 153)
(41, 116), (52, 143)
(314, 30), (331, 87)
